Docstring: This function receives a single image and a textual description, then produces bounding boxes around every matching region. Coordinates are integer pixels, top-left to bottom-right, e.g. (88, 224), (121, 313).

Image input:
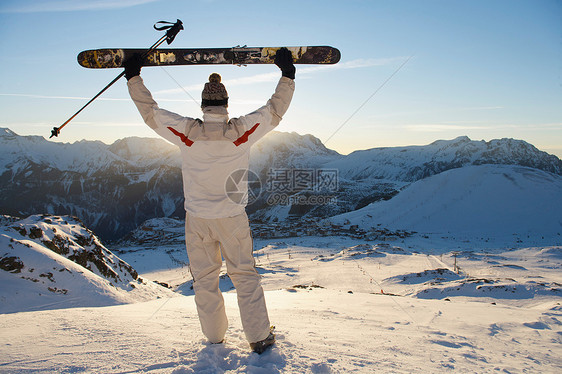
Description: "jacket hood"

(202, 106), (229, 128)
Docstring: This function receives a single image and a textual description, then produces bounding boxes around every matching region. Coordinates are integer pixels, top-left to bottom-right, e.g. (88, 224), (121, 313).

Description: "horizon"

(3, 125), (562, 160)
(1, 0), (561, 157)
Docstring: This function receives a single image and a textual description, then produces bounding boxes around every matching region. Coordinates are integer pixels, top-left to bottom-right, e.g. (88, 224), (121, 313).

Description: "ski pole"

(49, 19), (183, 139)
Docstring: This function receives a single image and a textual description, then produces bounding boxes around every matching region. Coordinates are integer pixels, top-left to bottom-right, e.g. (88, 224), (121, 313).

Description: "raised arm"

(233, 48), (296, 147)
(124, 55), (200, 146)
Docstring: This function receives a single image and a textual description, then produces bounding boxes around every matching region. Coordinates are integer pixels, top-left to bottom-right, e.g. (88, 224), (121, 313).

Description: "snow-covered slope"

(0, 214), (173, 313)
(329, 164), (562, 238)
(1, 206), (561, 372)
(2, 233), (560, 373)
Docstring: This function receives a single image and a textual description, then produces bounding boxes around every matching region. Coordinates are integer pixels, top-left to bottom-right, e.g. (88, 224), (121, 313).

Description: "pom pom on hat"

(202, 73), (228, 108)
(208, 73), (221, 83)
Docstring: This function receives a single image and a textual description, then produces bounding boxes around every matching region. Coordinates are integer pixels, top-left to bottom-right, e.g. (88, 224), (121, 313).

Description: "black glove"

(275, 47), (296, 80)
(124, 54), (142, 80)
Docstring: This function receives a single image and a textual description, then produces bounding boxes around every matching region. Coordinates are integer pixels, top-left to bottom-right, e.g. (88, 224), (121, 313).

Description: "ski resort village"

(1, 1), (561, 373)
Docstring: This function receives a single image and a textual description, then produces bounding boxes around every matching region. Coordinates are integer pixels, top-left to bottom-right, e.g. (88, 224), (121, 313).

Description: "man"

(124, 48), (295, 354)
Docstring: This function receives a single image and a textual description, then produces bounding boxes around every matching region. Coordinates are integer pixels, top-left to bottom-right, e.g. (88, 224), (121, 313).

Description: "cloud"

(298, 56), (408, 74)
(154, 71), (281, 96)
(0, 93), (129, 101)
(1, 120), (144, 128)
(401, 121), (562, 133)
(0, 0), (161, 13)
(404, 123), (490, 132)
(0, 93), (192, 103)
(454, 106), (504, 112)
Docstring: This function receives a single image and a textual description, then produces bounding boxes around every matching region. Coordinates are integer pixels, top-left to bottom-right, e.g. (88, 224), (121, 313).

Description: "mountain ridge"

(327, 135), (562, 182)
(1, 127), (560, 241)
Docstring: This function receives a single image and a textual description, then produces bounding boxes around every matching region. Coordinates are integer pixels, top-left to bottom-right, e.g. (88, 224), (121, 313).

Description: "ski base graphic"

(78, 46), (341, 68)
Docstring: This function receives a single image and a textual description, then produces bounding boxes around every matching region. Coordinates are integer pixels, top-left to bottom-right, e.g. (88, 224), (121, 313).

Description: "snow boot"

(250, 332), (275, 354)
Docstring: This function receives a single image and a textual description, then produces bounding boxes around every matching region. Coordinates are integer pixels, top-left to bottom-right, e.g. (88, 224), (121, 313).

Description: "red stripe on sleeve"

(167, 126), (194, 147)
(233, 123), (260, 146)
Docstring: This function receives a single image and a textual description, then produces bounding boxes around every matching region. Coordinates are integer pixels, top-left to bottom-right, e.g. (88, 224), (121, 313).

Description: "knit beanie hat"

(201, 73), (229, 108)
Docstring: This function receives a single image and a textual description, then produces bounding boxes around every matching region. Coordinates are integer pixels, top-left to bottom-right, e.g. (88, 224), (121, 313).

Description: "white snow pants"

(185, 212), (270, 344)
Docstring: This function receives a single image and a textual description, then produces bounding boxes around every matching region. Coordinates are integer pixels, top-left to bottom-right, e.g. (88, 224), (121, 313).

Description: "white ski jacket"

(127, 75), (295, 219)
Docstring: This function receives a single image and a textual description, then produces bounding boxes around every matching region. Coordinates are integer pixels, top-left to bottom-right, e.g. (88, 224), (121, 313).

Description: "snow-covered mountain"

(1, 127), (561, 241)
(1, 157), (561, 372)
(0, 128), (184, 241)
(326, 135), (562, 182)
(0, 128), (342, 240)
(0, 214), (173, 313)
(249, 135), (562, 224)
(250, 130), (340, 173)
(328, 164), (562, 242)
(117, 164), (562, 249)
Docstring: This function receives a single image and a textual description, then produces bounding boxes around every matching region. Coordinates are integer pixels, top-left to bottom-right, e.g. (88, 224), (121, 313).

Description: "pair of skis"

(51, 19), (340, 138)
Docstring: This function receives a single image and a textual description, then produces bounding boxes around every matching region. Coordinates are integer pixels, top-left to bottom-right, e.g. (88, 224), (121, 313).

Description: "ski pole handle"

(154, 19), (184, 45)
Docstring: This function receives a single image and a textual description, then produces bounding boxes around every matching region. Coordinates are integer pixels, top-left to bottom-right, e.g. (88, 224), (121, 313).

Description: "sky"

(0, 0), (561, 157)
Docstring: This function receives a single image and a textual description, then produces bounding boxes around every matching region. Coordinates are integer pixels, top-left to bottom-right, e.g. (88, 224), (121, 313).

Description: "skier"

(124, 48), (295, 354)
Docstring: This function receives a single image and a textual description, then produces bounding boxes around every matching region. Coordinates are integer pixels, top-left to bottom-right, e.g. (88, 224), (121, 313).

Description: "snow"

(1, 133), (561, 372)
(2, 286), (559, 373)
(0, 127), (179, 175)
(0, 215), (175, 314)
(1, 219), (561, 372)
(325, 135), (562, 182)
(329, 164), (562, 241)
(250, 131), (341, 173)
